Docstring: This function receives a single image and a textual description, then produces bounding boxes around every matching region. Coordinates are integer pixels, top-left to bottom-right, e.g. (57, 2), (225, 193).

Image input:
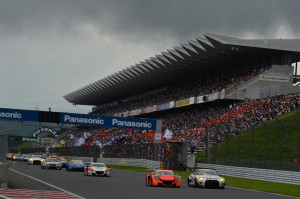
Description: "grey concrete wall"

(0, 162), (9, 188)
(226, 65), (298, 100)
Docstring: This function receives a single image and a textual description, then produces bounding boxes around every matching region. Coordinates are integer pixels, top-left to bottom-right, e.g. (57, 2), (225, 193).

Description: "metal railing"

(197, 119), (300, 172)
(197, 163), (300, 185)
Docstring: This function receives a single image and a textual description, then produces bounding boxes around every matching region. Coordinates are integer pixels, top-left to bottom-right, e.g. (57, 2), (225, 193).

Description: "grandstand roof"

(64, 33), (300, 106)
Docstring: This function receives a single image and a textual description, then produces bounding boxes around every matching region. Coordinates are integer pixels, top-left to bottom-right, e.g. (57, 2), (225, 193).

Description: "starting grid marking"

(0, 188), (81, 199)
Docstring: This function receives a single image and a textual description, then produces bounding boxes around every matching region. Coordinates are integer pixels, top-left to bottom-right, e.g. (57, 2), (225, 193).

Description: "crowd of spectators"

(92, 66), (267, 116)
(56, 92), (300, 152)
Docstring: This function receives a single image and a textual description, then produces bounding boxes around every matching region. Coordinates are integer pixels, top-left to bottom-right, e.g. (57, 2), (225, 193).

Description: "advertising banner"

(60, 113), (156, 130)
(158, 102), (170, 111)
(259, 75), (289, 82)
(0, 108), (39, 122)
(136, 109), (142, 115)
(220, 89), (226, 99)
(123, 111), (129, 117)
(196, 96), (204, 104)
(175, 98), (190, 108)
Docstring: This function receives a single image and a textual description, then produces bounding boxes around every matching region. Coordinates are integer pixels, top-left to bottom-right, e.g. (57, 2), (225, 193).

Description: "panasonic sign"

(0, 108), (39, 122)
(60, 113), (156, 130)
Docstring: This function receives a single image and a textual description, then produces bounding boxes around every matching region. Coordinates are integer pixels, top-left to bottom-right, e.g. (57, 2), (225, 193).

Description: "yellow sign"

(175, 98), (190, 108)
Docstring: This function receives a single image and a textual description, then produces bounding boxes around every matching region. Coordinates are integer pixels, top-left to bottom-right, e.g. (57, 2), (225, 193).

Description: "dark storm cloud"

(0, 0), (299, 41)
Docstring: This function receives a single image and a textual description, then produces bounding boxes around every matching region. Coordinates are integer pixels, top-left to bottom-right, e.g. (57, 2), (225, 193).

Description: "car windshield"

(46, 159), (58, 163)
(71, 160), (83, 164)
(154, 171), (174, 175)
(91, 164), (106, 167)
(196, 170), (218, 176)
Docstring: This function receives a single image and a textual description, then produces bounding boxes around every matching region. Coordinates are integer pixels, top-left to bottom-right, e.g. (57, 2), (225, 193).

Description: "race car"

(84, 163), (111, 177)
(27, 155), (43, 165)
(146, 169), (181, 187)
(18, 154), (30, 162)
(41, 158), (62, 170)
(187, 169), (225, 189)
(6, 153), (15, 160)
(57, 157), (67, 168)
(66, 160), (86, 171)
(12, 154), (22, 161)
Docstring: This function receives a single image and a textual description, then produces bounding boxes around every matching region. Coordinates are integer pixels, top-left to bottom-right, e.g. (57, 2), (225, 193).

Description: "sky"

(0, 0), (300, 114)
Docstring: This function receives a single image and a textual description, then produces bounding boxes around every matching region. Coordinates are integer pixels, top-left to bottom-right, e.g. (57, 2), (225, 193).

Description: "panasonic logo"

(112, 119), (152, 128)
(64, 115), (104, 125)
(0, 111), (22, 119)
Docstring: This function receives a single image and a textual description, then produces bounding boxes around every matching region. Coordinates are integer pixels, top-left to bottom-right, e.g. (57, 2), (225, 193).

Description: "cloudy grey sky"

(0, 0), (299, 114)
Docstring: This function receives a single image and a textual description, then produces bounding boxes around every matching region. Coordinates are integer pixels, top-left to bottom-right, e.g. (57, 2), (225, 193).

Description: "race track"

(6, 161), (297, 199)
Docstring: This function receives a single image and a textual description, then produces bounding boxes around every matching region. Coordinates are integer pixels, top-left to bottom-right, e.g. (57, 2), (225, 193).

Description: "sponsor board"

(60, 113), (156, 130)
(32, 127), (57, 138)
(0, 108), (39, 122)
(22, 137), (38, 142)
(259, 75), (289, 82)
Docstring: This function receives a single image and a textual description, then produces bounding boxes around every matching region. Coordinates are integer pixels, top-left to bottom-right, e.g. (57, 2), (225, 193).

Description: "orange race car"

(146, 169), (181, 188)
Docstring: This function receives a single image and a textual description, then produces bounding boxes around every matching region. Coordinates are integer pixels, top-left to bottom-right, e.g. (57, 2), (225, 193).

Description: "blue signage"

(0, 108), (39, 122)
(61, 113), (156, 130)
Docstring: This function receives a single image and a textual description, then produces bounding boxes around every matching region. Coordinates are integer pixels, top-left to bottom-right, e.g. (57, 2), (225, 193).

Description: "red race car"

(146, 169), (181, 188)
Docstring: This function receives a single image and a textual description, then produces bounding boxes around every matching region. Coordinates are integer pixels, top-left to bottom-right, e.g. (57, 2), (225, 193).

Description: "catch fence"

(197, 119), (300, 172)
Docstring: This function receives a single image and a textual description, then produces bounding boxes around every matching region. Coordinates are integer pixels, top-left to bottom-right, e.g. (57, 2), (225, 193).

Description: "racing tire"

(187, 179), (192, 187)
(149, 177), (153, 187)
(194, 178), (200, 187)
(57, 167), (62, 170)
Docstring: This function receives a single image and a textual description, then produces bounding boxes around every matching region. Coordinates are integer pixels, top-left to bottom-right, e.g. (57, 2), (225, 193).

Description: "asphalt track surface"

(6, 161), (298, 199)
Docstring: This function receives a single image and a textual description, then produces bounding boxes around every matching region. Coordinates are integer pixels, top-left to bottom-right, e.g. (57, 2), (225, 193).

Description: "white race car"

(84, 163), (111, 177)
(27, 155), (43, 165)
(187, 169), (225, 189)
(41, 158), (62, 170)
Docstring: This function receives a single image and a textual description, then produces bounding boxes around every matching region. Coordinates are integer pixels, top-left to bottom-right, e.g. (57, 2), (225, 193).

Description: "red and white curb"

(0, 188), (81, 199)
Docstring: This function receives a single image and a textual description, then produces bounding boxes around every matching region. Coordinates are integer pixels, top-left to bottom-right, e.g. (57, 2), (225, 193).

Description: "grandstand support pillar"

(262, 122), (269, 169)
(277, 119), (285, 170)
(154, 120), (162, 162)
(204, 125), (210, 164)
(294, 118), (300, 172)
(213, 124), (221, 164)
(295, 62), (298, 81)
(226, 131), (229, 165)
(237, 132), (241, 167)
(250, 126), (255, 168)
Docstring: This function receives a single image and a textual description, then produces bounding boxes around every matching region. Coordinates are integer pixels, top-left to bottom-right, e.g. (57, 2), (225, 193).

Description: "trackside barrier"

(0, 163), (8, 188)
(197, 163), (300, 185)
(64, 156), (93, 163)
(97, 158), (160, 169)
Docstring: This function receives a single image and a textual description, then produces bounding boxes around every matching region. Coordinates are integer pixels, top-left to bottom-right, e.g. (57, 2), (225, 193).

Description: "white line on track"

(9, 168), (85, 199)
(115, 169), (300, 198)
(227, 186), (300, 199)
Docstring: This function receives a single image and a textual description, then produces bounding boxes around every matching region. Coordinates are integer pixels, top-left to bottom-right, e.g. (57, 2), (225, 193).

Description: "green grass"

(107, 165), (149, 172)
(14, 142), (32, 151)
(197, 109), (300, 168)
(108, 164), (300, 197)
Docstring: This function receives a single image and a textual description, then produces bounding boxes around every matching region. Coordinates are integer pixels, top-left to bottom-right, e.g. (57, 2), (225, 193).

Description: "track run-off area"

(3, 161), (298, 199)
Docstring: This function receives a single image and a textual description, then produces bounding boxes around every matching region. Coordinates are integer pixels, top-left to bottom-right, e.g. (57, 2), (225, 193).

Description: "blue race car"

(19, 154), (30, 162)
(66, 160), (86, 171)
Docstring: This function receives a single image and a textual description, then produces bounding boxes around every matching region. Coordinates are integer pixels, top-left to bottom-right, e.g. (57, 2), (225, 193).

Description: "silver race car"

(84, 163), (111, 177)
(187, 169), (225, 189)
(41, 158), (62, 170)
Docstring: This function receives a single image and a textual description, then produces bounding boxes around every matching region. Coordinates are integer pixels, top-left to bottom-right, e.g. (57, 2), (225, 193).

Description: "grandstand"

(61, 33), (300, 152)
